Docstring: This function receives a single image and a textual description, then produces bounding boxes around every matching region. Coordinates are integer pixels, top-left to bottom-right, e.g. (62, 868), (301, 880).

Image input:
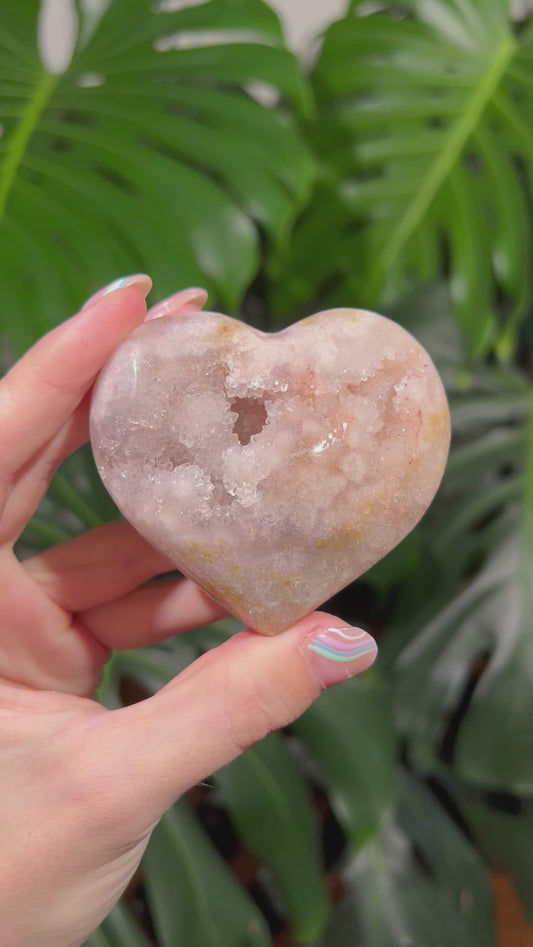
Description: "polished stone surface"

(90, 309), (450, 634)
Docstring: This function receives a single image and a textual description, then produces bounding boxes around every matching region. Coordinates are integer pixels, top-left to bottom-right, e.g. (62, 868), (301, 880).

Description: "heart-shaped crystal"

(90, 309), (450, 634)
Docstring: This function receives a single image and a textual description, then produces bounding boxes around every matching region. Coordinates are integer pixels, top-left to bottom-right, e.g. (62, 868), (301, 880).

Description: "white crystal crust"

(90, 308), (450, 634)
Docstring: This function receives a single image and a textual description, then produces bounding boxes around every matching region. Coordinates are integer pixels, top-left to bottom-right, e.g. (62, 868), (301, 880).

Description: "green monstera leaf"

(317, 775), (495, 947)
(0, 0), (315, 354)
(272, 0), (533, 356)
(390, 361), (533, 793)
(82, 902), (152, 947)
(144, 802), (271, 947)
(457, 787), (533, 921)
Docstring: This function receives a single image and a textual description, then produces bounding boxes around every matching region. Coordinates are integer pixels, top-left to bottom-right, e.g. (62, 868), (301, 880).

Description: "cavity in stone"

(230, 397), (268, 445)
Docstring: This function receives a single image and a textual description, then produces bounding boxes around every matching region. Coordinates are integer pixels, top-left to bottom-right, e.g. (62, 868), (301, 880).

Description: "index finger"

(0, 275), (151, 482)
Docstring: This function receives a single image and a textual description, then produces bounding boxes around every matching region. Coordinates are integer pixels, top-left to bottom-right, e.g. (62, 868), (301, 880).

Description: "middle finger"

(79, 577), (226, 650)
(24, 519), (173, 611)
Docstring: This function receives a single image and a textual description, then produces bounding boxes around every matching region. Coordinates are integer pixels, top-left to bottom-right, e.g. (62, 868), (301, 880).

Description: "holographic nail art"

(307, 626), (377, 663)
(102, 275), (151, 296)
(82, 274), (152, 309)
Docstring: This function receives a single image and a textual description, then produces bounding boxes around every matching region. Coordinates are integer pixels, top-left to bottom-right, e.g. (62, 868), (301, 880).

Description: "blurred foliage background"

(1, 0), (533, 944)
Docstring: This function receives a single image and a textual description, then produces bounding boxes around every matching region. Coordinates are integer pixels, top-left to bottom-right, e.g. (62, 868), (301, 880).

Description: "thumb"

(90, 612), (377, 827)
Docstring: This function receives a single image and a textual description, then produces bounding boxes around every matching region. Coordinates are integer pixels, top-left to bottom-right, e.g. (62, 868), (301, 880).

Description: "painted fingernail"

(144, 287), (208, 322)
(305, 626), (377, 688)
(82, 274), (152, 309)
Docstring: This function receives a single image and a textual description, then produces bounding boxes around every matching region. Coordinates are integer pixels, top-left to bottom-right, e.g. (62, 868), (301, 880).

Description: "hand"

(0, 278), (377, 947)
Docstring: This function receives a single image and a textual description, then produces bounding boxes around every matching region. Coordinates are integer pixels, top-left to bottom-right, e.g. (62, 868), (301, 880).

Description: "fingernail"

(144, 287), (208, 322)
(305, 626), (377, 688)
(82, 274), (152, 309)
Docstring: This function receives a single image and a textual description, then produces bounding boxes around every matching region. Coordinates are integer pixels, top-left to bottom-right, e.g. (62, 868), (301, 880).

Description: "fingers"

(0, 548), (110, 696)
(80, 576), (226, 650)
(87, 613), (378, 826)
(144, 287), (207, 321)
(15, 518), (220, 692)
(0, 276), (151, 485)
(24, 520), (172, 611)
(1, 282), (208, 540)
(0, 392), (93, 544)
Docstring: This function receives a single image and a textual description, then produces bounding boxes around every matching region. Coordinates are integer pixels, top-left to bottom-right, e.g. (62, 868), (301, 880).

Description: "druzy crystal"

(90, 309), (450, 634)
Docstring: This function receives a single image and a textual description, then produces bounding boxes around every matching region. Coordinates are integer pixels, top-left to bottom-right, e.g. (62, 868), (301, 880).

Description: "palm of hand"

(0, 291), (203, 945)
(0, 291), (232, 945)
(0, 287), (373, 947)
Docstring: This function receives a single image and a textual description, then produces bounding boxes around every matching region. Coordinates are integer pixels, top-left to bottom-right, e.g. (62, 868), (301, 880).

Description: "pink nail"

(82, 274), (152, 310)
(144, 288), (208, 322)
(305, 625), (377, 688)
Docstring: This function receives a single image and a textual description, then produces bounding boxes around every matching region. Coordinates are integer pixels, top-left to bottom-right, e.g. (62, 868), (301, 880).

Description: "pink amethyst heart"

(90, 309), (450, 634)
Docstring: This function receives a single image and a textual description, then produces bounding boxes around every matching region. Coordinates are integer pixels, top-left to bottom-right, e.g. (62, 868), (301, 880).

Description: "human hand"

(0, 278), (377, 947)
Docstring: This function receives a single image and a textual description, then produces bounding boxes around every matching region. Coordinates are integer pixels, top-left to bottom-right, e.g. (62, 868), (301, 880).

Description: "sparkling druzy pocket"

(90, 308), (450, 634)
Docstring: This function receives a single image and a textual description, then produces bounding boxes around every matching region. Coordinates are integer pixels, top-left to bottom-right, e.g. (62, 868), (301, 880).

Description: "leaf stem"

(521, 390), (533, 615)
(366, 33), (517, 296)
(96, 652), (117, 708)
(49, 472), (103, 529)
(23, 516), (73, 546)
(0, 70), (58, 222)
